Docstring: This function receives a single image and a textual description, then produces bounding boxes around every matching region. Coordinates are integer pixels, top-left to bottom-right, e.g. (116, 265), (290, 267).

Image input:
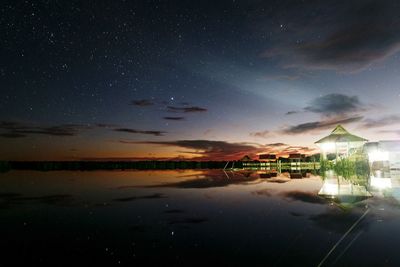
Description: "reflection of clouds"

(168, 217), (208, 225)
(318, 177), (372, 205)
(252, 189), (272, 197)
(267, 179), (289, 183)
(137, 171), (263, 189)
(164, 209), (185, 214)
(289, 211), (304, 217)
(309, 207), (371, 234)
(282, 190), (327, 205)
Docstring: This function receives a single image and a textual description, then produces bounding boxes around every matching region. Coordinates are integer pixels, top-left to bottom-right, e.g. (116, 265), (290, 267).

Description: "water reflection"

(2, 169), (400, 266)
(318, 170), (372, 205)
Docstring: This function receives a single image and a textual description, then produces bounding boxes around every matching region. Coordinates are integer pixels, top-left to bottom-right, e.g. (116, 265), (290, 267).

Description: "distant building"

(315, 125), (367, 160)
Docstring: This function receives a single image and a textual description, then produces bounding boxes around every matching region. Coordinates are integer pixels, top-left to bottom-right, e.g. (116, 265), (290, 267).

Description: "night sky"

(1, 0), (400, 161)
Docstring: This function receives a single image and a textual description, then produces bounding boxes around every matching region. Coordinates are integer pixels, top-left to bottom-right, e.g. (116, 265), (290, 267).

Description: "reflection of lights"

(368, 151), (389, 162)
(321, 142), (335, 152)
(370, 176), (392, 190)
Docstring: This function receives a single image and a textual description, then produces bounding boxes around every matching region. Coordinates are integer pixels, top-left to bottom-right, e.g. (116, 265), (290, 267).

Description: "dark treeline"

(0, 161), (234, 172)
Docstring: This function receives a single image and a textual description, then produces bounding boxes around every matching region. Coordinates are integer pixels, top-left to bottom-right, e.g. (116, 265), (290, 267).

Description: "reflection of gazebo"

(318, 171), (372, 204)
(315, 125), (367, 160)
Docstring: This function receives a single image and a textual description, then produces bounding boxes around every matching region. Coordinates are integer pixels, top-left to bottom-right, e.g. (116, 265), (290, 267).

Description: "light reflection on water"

(1, 169), (400, 266)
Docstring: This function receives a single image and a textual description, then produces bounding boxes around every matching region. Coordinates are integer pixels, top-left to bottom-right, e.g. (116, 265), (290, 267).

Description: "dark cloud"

(304, 94), (363, 116)
(13, 126), (77, 136)
(309, 208), (370, 233)
(131, 139), (260, 160)
(281, 116), (363, 135)
(0, 132), (26, 138)
(360, 115), (400, 128)
(285, 111), (298, 115)
(250, 130), (272, 139)
(279, 145), (318, 156)
(260, 1), (400, 72)
(79, 156), (175, 161)
(95, 123), (118, 128)
(265, 143), (287, 147)
(167, 106), (207, 113)
(124, 139), (316, 160)
(114, 128), (166, 136)
(266, 178), (289, 184)
(0, 121), (91, 138)
(252, 189), (272, 197)
(163, 116), (185, 121)
(130, 99), (154, 106)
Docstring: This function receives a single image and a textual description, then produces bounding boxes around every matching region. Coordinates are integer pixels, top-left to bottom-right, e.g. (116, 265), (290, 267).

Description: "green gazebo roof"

(315, 125), (367, 144)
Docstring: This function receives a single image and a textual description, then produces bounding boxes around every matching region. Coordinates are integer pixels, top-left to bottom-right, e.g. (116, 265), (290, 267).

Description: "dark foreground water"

(1, 169), (400, 266)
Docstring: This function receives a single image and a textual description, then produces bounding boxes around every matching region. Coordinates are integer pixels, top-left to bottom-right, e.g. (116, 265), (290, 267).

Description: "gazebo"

(315, 125), (367, 160)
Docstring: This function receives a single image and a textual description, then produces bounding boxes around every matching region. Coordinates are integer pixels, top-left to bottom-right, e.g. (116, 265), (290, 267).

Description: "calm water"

(1, 169), (400, 266)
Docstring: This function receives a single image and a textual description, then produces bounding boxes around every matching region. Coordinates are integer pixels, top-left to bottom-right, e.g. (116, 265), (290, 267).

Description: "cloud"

(114, 128), (166, 136)
(120, 139), (316, 160)
(0, 132), (26, 138)
(250, 130), (272, 139)
(260, 1), (400, 72)
(285, 111), (298, 115)
(12, 126), (78, 136)
(262, 74), (300, 81)
(163, 116), (185, 121)
(0, 121), (90, 138)
(279, 146), (318, 155)
(304, 94), (363, 116)
(129, 99), (154, 106)
(95, 123), (118, 128)
(125, 139), (260, 160)
(360, 115), (400, 128)
(265, 143), (287, 147)
(378, 129), (400, 135)
(281, 116), (363, 135)
(167, 106), (207, 113)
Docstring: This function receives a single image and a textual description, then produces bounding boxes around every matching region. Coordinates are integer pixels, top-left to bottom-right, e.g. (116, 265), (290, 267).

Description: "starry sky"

(1, 0), (400, 161)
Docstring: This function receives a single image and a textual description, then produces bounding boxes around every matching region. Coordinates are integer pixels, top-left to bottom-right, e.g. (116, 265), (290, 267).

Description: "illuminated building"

(315, 125), (367, 160)
(365, 141), (400, 170)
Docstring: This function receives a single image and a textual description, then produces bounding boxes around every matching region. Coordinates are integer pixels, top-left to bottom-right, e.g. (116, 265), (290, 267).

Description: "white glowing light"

(321, 142), (335, 152)
(370, 177), (392, 190)
(368, 151), (389, 162)
(323, 183), (339, 196)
